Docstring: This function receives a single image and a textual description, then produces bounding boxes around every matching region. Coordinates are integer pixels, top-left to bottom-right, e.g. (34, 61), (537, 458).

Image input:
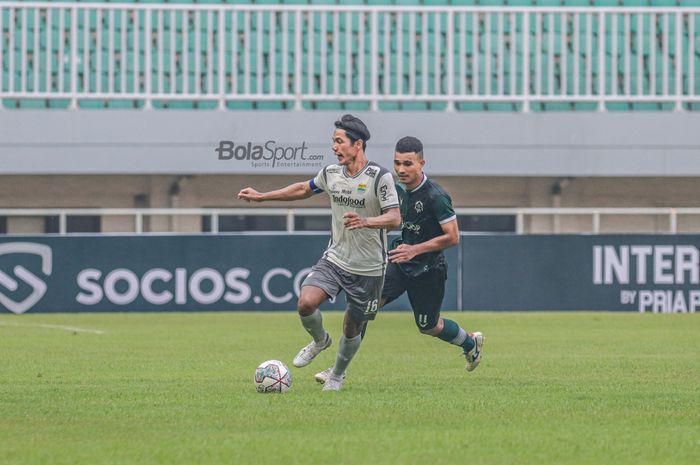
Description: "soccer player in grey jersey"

(238, 115), (400, 391)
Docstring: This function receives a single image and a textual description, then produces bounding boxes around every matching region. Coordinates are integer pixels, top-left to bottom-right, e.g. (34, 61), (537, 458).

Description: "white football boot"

(293, 333), (332, 368)
(465, 331), (485, 372)
(314, 366), (346, 384)
(321, 372), (344, 392)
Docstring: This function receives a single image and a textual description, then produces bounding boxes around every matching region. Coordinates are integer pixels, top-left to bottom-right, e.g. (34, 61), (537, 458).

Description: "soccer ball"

(254, 360), (292, 393)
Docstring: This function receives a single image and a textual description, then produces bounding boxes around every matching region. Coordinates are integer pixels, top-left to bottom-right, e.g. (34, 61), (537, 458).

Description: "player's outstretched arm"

(237, 181), (314, 202)
(343, 207), (401, 230)
(389, 219), (459, 263)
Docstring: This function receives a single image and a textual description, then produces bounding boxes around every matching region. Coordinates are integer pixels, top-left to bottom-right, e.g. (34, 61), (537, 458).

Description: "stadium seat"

(343, 101), (371, 111)
(18, 98), (47, 109)
(79, 100), (106, 109)
(226, 101), (255, 110)
(540, 102), (576, 111)
(259, 101), (290, 110)
(2, 1), (698, 112)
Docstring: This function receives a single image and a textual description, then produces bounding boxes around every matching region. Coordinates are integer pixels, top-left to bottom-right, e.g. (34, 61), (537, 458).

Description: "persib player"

(238, 115), (400, 391)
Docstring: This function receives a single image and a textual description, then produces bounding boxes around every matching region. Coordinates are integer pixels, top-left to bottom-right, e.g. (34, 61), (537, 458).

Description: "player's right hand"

(343, 211), (368, 230)
(237, 187), (263, 202)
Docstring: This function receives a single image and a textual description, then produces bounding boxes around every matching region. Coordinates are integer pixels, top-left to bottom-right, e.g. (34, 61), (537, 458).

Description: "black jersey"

(393, 175), (457, 277)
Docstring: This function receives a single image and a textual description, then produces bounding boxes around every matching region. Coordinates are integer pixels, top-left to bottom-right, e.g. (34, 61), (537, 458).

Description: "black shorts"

(381, 262), (447, 330)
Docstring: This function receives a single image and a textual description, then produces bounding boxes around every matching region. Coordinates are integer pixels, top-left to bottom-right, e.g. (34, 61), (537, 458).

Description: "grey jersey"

(310, 161), (399, 277)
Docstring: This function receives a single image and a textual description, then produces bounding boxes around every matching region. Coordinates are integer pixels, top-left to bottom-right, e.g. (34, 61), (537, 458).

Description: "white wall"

(2, 110), (700, 176)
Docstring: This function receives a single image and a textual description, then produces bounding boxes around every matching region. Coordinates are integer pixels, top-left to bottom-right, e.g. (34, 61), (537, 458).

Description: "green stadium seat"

(475, 0), (508, 6)
(226, 101), (255, 110)
(630, 102), (662, 111)
(427, 102), (448, 110)
(194, 101), (217, 109)
(344, 102), (371, 111)
(569, 102), (597, 111)
(377, 102), (401, 110)
(163, 100), (196, 109)
(107, 100), (143, 110)
(47, 99), (71, 109)
(455, 102), (486, 111)
(3, 2), (699, 113)
(2, 99), (20, 109)
(254, 101), (285, 110)
(486, 102), (519, 111)
(400, 101), (430, 111)
(319, 101), (346, 110)
(18, 98), (47, 109)
(541, 102), (576, 111)
(605, 102), (631, 111)
(78, 100), (106, 109)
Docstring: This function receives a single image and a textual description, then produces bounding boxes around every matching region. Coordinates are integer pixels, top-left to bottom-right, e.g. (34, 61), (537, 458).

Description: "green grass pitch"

(1, 311), (698, 465)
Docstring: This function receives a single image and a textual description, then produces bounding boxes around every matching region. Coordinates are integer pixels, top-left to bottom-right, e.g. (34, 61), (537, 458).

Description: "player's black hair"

(334, 114), (370, 150)
(395, 136), (424, 159)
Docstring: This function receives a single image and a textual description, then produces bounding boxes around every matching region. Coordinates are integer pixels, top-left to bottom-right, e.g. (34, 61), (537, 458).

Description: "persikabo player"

(237, 115), (400, 391)
(316, 136), (484, 384)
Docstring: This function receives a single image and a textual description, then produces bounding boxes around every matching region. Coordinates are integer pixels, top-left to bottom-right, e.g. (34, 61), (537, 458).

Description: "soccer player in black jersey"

(316, 136), (484, 383)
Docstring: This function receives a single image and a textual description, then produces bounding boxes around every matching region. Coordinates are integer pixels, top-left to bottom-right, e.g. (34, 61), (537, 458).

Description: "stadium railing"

(0, 207), (695, 234)
(1, 2), (699, 111)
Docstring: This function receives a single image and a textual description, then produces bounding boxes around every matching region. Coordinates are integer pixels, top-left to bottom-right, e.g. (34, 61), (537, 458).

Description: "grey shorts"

(301, 258), (384, 321)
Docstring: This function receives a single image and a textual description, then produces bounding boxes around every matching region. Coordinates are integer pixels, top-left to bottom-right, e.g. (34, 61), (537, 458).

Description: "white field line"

(0, 321), (105, 334)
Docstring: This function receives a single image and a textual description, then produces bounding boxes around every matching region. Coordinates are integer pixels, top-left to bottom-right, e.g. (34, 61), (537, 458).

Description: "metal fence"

(1, 207), (698, 235)
(1, 2), (699, 110)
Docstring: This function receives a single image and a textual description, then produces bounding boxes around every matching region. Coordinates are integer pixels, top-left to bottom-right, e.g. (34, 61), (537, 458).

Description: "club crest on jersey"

(357, 182), (367, 193)
(414, 201), (424, 213)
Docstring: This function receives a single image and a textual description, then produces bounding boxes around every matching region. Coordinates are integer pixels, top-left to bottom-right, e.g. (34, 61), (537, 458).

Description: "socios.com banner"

(0, 235), (458, 314)
(2, 235), (697, 314)
(462, 235), (700, 313)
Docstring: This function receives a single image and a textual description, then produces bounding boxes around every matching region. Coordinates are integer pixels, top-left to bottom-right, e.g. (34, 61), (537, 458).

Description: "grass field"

(0, 311), (698, 465)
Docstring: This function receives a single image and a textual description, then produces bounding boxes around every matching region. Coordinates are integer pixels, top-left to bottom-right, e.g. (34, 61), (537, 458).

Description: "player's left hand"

(388, 244), (418, 263)
(343, 211), (368, 230)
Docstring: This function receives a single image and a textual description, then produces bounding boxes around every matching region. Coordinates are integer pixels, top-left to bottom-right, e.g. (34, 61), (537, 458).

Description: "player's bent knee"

(297, 286), (328, 315)
(343, 314), (365, 338)
(297, 299), (318, 316)
(297, 295), (319, 315)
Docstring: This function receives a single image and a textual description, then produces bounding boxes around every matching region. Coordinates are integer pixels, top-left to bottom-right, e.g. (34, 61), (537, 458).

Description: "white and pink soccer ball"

(254, 360), (292, 393)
